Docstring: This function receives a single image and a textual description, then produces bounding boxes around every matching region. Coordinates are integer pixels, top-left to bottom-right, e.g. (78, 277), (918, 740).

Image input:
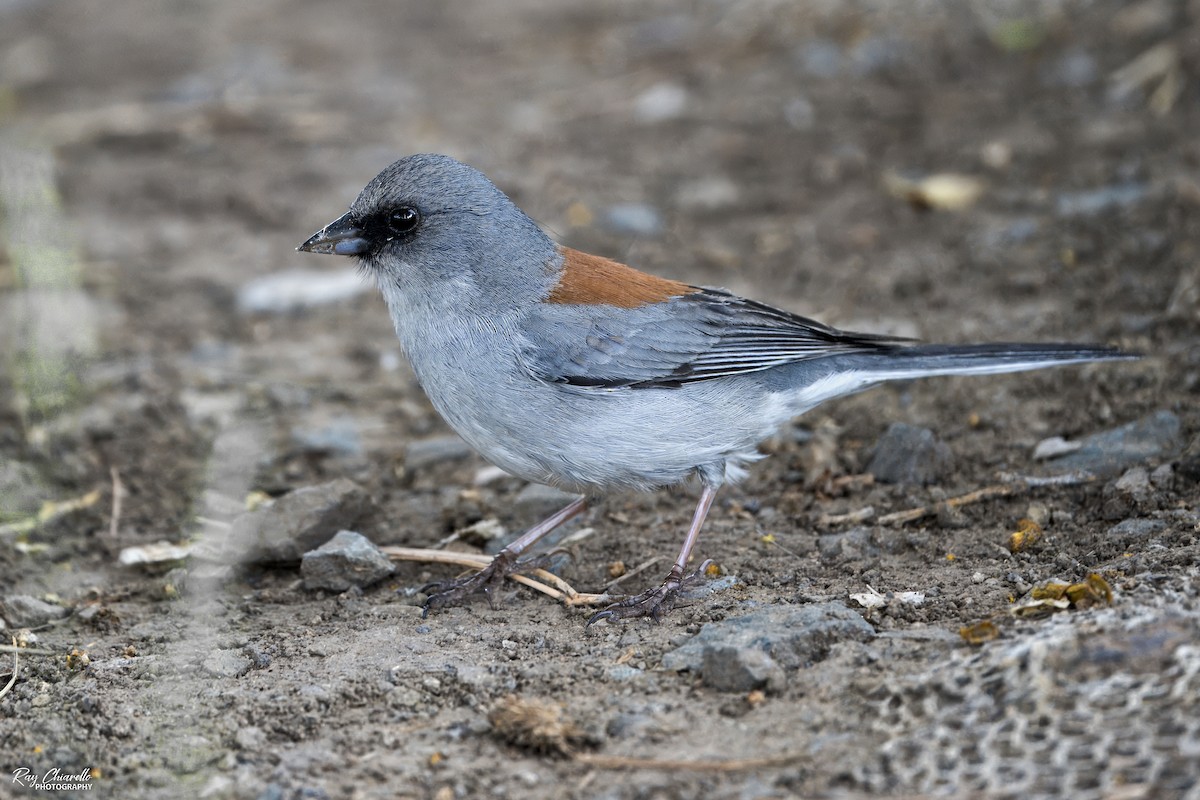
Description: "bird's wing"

(518, 287), (911, 389)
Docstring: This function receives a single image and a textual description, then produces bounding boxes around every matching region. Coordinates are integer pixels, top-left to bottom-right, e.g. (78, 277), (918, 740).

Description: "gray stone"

(290, 417), (361, 457)
(699, 645), (786, 693)
(663, 603), (875, 687)
(301, 530), (395, 591)
(604, 204), (663, 236)
(1046, 411), (1182, 479)
(1101, 466), (1157, 520)
(236, 269), (371, 314)
(867, 423), (953, 485)
(1106, 518), (1167, 540)
(794, 39), (843, 77)
(202, 648), (252, 678)
(1, 595), (68, 628)
(1041, 49), (1098, 87)
(231, 479), (370, 564)
(818, 527), (878, 561)
(675, 177), (740, 211)
(403, 435), (473, 470)
(512, 483), (580, 523)
(632, 82), (687, 122)
(1055, 183), (1148, 218)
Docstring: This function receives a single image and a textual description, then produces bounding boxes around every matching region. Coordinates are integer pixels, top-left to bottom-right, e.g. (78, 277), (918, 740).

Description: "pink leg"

(588, 484), (720, 625)
(422, 495), (586, 616)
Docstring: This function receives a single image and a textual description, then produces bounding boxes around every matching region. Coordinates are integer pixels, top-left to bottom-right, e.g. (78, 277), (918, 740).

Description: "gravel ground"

(1, 1), (1198, 798)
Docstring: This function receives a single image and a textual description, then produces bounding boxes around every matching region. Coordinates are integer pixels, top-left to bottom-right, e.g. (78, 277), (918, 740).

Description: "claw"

(587, 561), (718, 626)
(419, 551), (533, 616)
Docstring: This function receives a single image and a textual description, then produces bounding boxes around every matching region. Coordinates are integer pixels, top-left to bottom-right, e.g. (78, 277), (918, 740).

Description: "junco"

(298, 154), (1134, 624)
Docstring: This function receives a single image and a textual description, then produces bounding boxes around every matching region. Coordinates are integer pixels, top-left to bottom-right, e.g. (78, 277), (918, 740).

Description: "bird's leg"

(421, 495), (587, 616)
(588, 483), (719, 625)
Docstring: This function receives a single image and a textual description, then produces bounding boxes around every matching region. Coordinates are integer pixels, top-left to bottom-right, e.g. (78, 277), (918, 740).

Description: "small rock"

(675, 177), (740, 211)
(301, 530), (395, 591)
(1032, 435), (1082, 460)
(783, 96), (816, 130)
(1106, 518), (1167, 540)
(605, 664), (644, 683)
(1, 595), (68, 628)
(404, 436), (473, 471)
(1055, 183), (1148, 218)
(700, 646), (786, 693)
(231, 479), (371, 564)
(662, 603), (875, 687)
(867, 423), (953, 485)
(1176, 435), (1200, 483)
(202, 648), (252, 678)
(513, 484), (580, 523)
(1101, 466), (1156, 520)
(632, 82), (688, 122)
(1041, 49), (1098, 87)
(290, 417), (362, 457)
(604, 204), (663, 237)
(473, 465), (510, 486)
(794, 39), (843, 77)
(237, 269), (371, 314)
(817, 528), (878, 561)
(1045, 410), (1182, 479)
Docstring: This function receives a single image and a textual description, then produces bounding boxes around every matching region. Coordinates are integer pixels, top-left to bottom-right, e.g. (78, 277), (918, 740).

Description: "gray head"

(298, 154), (557, 312)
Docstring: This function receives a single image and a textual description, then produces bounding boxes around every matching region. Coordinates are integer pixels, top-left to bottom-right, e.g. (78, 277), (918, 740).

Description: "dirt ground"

(1, 1), (1198, 798)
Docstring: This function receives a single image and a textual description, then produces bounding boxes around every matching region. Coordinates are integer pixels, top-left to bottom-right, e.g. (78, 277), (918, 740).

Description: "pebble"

(202, 648), (252, 678)
(512, 483), (580, 522)
(1106, 518), (1167, 540)
(794, 39), (843, 77)
(867, 423), (953, 485)
(1101, 466), (1156, 520)
(662, 603), (875, 690)
(1044, 410), (1182, 479)
(236, 269), (372, 314)
(675, 177), (740, 211)
(817, 528), (878, 561)
(1041, 49), (1098, 87)
(290, 416), (362, 457)
(1055, 183), (1148, 218)
(700, 645), (786, 693)
(404, 435), (473, 470)
(301, 530), (395, 591)
(231, 478), (371, 564)
(632, 82), (688, 122)
(1, 595), (68, 628)
(604, 204), (663, 236)
(784, 96), (816, 130)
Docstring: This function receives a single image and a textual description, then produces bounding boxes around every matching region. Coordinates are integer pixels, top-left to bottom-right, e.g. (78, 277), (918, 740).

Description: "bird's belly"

(414, 358), (780, 492)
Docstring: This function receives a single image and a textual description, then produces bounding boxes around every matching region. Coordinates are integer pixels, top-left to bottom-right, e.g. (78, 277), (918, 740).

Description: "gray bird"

(298, 154), (1134, 623)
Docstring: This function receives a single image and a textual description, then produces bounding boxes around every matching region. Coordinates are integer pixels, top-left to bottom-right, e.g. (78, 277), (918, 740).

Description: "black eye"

(387, 206), (421, 236)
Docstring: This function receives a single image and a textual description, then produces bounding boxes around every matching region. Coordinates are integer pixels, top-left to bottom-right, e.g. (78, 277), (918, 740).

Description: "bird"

(297, 153), (1135, 624)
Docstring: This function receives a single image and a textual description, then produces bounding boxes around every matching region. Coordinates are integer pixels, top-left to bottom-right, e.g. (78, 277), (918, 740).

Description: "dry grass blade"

(380, 546), (608, 607)
(0, 636), (19, 701)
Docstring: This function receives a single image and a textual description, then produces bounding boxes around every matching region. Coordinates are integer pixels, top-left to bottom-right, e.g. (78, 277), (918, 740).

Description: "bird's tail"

(783, 343), (1137, 410)
(854, 342), (1137, 378)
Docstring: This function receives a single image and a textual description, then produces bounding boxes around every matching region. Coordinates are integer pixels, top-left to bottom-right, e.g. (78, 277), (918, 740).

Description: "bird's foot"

(587, 560), (714, 625)
(421, 551), (555, 617)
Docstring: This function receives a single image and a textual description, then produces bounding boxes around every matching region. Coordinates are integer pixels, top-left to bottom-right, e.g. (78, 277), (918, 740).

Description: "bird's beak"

(296, 211), (370, 256)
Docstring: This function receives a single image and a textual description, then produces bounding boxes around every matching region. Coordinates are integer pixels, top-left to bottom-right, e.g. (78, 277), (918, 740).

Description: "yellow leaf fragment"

(1009, 518), (1044, 553)
(959, 620), (1000, 645)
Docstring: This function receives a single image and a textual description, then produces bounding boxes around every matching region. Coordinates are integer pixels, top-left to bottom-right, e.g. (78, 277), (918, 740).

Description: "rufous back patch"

(547, 247), (695, 308)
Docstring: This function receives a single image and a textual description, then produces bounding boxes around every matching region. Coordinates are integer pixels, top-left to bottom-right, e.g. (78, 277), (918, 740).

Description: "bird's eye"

(387, 206), (421, 236)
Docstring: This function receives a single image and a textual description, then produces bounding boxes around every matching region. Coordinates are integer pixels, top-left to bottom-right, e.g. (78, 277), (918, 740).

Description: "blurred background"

(1, 1), (1197, 798)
